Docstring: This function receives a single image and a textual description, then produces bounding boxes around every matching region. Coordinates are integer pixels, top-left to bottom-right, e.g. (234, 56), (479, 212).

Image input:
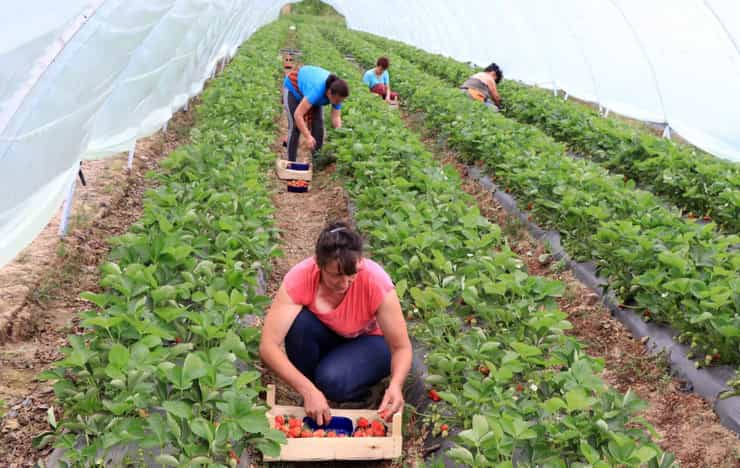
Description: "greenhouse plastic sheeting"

(0, 0), (284, 268)
(326, 0), (740, 161)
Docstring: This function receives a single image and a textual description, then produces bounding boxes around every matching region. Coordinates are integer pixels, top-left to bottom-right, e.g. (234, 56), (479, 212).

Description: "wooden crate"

(275, 158), (312, 181)
(263, 384), (403, 462)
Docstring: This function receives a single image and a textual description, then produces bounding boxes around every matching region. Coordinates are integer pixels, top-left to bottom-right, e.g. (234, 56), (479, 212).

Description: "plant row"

(36, 21), (290, 467)
(322, 25), (740, 370)
(356, 31), (740, 233)
(294, 19), (674, 467)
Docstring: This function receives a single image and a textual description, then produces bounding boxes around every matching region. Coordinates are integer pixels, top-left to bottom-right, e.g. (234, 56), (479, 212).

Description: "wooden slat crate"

(263, 384), (403, 462)
(275, 159), (312, 181)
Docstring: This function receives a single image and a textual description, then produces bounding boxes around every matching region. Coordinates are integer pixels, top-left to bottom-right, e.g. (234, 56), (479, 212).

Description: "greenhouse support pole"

(603, 108), (610, 118)
(184, 101), (188, 112)
(163, 120), (168, 133)
(127, 144), (136, 170)
(58, 165), (80, 238)
(662, 125), (671, 139)
(563, 92), (569, 100)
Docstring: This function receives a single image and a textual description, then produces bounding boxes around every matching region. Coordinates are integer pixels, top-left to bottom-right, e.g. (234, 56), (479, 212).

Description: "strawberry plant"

(294, 20), (673, 467)
(357, 30), (740, 233)
(36, 21), (292, 466)
(321, 25), (740, 370)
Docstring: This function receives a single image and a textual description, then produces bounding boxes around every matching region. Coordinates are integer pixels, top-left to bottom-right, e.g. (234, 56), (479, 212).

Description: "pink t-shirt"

(284, 257), (395, 338)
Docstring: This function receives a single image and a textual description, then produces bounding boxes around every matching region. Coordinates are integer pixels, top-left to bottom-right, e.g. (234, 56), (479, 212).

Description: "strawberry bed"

(292, 18), (674, 467)
(39, 20), (290, 467)
(356, 31), (740, 234)
(321, 25), (740, 373)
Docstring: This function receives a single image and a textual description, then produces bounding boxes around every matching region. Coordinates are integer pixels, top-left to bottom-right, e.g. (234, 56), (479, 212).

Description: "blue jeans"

(285, 307), (391, 402)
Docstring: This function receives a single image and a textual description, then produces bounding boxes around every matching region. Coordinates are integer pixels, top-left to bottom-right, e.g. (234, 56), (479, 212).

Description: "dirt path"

(401, 111), (740, 468)
(0, 104), (196, 467)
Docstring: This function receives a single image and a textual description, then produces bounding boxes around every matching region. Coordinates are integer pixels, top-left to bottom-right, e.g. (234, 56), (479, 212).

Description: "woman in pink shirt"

(260, 222), (412, 425)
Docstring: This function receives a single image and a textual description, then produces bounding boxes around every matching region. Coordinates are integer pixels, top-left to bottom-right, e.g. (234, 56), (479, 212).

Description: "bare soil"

(402, 110), (740, 468)
(256, 107), (426, 467)
(0, 103), (196, 467)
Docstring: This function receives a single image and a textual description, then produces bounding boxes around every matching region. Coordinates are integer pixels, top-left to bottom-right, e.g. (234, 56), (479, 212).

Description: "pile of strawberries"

(274, 415), (387, 438)
(353, 417), (387, 437)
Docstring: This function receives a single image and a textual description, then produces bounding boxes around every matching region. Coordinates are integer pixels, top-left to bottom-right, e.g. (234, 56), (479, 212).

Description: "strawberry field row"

(40, 21), (289, 467)
(356, 31), (740, 233)
(322, 25), (740, 370)
(293, 18), (674, 467)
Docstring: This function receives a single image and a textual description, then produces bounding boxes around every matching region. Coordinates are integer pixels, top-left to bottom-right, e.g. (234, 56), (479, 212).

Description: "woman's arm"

(487, 79), (502, 106)
(294, 98), (317, 149)
(375, 289), (413, 420)
(331, 108), (342, 129)
(259, 286), (332, 424)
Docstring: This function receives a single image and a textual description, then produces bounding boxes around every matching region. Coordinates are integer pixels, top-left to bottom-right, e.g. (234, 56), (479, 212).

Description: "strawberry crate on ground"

(263, 385), (402, 462)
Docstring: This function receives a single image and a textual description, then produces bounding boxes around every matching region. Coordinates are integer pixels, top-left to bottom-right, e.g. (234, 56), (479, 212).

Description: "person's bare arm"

(487, 78), (502, 106)
(259, 286), (332, 425)
(294, 98), (317, 149)
(331, 108), (342, 128)
(375, 289), (412, 421)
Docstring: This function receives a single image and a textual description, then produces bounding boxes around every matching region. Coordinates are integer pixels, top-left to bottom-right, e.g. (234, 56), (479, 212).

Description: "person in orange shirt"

(259, 222), (412, 425)
(460, 62), (503, 110)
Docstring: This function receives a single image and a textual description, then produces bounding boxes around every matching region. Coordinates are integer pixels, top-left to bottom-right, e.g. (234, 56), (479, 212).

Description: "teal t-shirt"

(363, 69), (389, 88)
(283, 65), (342, 110)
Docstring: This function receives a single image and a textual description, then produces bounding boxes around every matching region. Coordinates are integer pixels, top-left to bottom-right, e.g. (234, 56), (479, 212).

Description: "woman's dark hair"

(484, 62), (503, 84)
(315, 221), (363, 275)
(326, 74), (350, 97)
(376, 56), (390, 69)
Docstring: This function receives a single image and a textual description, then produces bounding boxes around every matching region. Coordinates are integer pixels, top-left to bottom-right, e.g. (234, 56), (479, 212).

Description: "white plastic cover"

(327, 0), (740, 162)
(2, 1), (739, 269)
(0, 0), (285, 267)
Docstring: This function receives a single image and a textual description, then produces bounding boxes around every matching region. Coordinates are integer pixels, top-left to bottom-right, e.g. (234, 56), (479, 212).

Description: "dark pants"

(285, 307), (391, 402)
(283, 88), (324, 162)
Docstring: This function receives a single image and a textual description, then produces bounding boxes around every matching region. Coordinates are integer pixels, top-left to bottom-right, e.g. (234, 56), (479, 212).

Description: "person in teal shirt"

(283, 65), (349, 162)
(363, 57), (398, 103)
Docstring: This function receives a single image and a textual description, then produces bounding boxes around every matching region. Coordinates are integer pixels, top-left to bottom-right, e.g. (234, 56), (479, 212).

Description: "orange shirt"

(284, 257), (394, 338)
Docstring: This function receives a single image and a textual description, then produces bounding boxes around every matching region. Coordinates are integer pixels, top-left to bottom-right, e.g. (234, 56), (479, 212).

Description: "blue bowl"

(302, 415), (353, 436)
(287, 162), (310, 171)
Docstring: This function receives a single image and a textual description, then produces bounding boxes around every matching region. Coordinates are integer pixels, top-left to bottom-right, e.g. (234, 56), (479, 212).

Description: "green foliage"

(297, 22), (674, 467)
(324, 26), (740, 370)
(358, 30), (740, 233)
(40, 21), (289, 466)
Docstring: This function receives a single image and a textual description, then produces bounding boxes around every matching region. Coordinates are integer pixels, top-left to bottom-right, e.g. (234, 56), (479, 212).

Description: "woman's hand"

(303, 386), (332, 426)
(377, 382), (404, 422)
(303, 135), (317, 150)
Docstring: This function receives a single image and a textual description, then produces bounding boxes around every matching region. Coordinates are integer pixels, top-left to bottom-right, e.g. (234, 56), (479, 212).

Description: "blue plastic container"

(287, 162), (310, 171)
(302, 415), (354, 436)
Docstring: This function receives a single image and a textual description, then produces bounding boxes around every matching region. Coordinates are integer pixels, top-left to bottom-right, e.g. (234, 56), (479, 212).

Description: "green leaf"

(472, 414), (489, 442)
(154, 454), (180, 466)
(447, 447), (475, 465)
(565, 388), (594, 412)
(657, 251), (687, 271)
(182, 353), (208, 383)
(47, 407), (57, 429)
(214, 290), (230, 306)
(151, 285), (177, 304)
(190, 417), (214, 442)
(162, 400), (192, 419)
(543, 397), (566, 413)
(108, 344), (129, 369)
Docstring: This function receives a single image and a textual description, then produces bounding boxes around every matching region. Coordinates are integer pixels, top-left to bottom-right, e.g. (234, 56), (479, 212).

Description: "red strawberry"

(175, 336), (182, 344)
(516, 383), (524, 392)
(713, 353), (721, 361)
(440, 424), (449, 431)
(357, 417), (370, 428)
(288, 417), (301, 428)
(429, 389), (441, 401)
(338, 433), (347, 438)
(354, 429), (367, 437)
(313, 429), (325, 438)
(527, 202), (533, 211)
(326, 431), (337, 438)
(300, 429), (313, 438)
(478, 365), (490, 376)
(703, 215), (712, 221)
(289, 426), (302, 438)
(274, 415), (285, 426)
(371, 420), (386, 436)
